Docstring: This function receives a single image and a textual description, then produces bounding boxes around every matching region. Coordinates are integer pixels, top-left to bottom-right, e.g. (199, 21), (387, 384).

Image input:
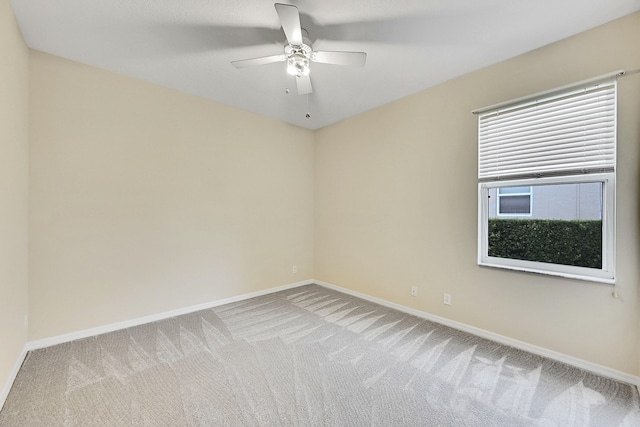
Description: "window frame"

(478, 173), (615, 284)
(496, 186), (532, 217)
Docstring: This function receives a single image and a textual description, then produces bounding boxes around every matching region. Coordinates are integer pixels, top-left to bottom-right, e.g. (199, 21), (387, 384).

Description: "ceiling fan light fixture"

(287, 54), (310, 76)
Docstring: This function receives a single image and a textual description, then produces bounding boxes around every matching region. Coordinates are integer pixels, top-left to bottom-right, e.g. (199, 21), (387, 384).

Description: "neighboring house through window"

(489, 183), (603, 220)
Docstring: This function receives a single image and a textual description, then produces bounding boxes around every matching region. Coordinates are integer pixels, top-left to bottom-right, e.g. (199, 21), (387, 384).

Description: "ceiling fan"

(231, 3), (367, 95)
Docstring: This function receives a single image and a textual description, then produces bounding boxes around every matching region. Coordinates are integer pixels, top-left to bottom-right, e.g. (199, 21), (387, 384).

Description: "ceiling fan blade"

(274, 3), (303, 46)
(231, 54), (286, 69)
(296, 74), (312, 95)
(312, 51), (367, 67)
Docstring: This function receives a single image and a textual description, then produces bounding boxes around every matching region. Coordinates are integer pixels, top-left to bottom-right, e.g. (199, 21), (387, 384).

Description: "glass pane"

(499, 195), (531, 214)
(488, 182), (603, 269)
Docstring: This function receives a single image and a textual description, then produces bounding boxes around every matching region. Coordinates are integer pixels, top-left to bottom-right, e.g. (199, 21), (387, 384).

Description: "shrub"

(488, 219), (602, 269)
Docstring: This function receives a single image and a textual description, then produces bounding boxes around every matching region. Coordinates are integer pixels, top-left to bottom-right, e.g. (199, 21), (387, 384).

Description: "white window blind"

(478, 79), (617, 181)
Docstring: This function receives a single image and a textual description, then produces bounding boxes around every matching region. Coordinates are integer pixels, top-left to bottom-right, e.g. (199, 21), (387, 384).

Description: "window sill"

(478, 260), (615, 285)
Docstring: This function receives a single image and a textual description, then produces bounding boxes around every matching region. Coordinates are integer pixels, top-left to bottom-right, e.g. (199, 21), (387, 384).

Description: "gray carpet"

(1, 283), (639, 426)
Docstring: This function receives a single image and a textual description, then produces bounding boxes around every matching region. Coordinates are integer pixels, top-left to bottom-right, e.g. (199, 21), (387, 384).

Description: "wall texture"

(314, 13), (640, 375)
(29, 51), (315, 340)
(0, 0), (29, 398)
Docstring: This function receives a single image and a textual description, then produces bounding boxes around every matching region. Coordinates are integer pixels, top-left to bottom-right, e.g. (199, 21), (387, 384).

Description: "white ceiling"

(10, 0), (640, 130)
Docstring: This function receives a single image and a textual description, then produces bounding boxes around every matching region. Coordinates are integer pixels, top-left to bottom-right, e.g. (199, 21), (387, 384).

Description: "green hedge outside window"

(488, 219), (602, 269)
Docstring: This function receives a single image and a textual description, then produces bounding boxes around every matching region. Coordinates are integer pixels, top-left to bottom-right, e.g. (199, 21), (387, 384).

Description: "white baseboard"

(27, 279), (313, 351)
(315, 280), (640, 388)
(0, 345), (28, 411)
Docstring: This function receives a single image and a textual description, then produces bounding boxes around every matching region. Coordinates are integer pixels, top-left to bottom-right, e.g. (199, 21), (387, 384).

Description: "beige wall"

(29, 51), (315, 340)
(315, 13), (640, 375)
(0, 0), (29, 394)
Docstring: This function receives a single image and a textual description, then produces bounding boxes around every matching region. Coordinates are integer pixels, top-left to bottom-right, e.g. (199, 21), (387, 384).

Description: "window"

(497, 186), (531, 216)
(475, 72), (620, 284)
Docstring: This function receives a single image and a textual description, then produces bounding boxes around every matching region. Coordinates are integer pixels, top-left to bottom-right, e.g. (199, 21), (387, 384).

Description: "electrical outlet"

(410, 286), (418, 297)
(292, 265), (297, 274)
(443, 293), (452, 305)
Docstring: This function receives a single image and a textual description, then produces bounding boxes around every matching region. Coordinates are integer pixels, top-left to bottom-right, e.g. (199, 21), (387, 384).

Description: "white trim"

(0, 345), (28, 411)
(315, 280), (640, 388)
(26, 279), (313, 351)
